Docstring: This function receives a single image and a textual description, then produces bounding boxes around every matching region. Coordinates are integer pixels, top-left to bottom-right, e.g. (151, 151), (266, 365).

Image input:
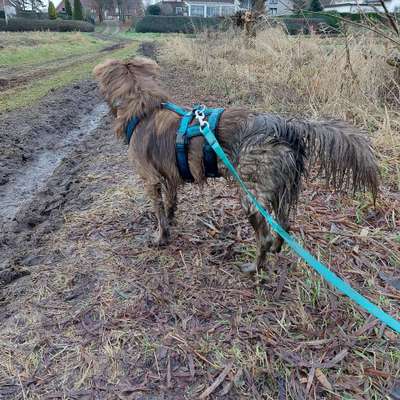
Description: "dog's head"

(93, 57), (169, 138)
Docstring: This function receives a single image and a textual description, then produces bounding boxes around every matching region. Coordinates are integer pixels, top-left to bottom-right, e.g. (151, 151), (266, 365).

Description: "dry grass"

(161, 26), (400, 191)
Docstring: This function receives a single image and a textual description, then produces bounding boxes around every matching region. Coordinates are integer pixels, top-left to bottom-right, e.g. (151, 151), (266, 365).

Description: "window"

(269, 7), (277, 15)
(207, 5), (219, 16)
(190, 5), (205, 16)
(220, 5), (235, 15)
(176, 6), (183, 14)
(269, 0), (278, 4)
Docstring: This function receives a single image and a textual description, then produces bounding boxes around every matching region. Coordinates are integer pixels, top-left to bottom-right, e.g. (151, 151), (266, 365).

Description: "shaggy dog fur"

(93, 57), (379, 273)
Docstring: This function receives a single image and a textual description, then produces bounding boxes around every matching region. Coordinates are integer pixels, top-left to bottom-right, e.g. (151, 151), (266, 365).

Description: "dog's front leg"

(146, 183), (170, 246)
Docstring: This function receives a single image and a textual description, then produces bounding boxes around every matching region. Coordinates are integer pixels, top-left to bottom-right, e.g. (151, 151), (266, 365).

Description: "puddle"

(0, 103), (108, 224)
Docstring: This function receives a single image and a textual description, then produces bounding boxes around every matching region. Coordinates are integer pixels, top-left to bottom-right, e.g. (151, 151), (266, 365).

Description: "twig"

(379, 0), (399, 36)
(169, 334), (219, 369)
(244, 368), (262, 400)
(17, 372), (28, 400)
(220, 367), (243, 396)
(274, 259), (290, 300)
(199, 360), (234, 399)
(167, 354), (172, 388)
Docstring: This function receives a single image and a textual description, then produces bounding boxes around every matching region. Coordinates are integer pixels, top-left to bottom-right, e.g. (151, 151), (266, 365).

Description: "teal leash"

(193, 107), (400, 334)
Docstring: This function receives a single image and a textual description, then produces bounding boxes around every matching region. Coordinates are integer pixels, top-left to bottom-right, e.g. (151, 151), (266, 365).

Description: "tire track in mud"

(0, 80), (119, 286)
(0, 42), (126, 93)
(0, 103), (108, 222)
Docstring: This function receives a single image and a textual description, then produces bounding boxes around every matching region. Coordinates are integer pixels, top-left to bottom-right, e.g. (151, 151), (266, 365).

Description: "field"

(0, 24), (399, 399)
(0, 30), (158, 111)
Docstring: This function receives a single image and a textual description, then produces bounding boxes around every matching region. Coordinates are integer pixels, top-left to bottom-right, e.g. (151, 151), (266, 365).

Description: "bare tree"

(115, 0), (143, 20)
(8, 0), (44, 11)
(92, 0), (113, 22)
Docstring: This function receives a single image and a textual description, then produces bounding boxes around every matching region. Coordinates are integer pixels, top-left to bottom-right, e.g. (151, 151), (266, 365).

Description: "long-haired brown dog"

(93, 57), (379, 273)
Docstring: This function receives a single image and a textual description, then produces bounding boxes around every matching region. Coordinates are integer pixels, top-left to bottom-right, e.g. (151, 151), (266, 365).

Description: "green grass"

(117, 31), (164, 40)
(0, 31), (163, 112)
(0, 32), (111, 68)
(0, 40), (140, 112)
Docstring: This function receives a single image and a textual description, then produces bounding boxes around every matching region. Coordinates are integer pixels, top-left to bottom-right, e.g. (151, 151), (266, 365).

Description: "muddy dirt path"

(0, 81), (116, 285)
(0, 41), (220, 288)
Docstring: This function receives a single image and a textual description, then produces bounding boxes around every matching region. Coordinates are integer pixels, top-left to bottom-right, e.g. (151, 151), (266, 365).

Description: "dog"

(93, 57), (379, 273)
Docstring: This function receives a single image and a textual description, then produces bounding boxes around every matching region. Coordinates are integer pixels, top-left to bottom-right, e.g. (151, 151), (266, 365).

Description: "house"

(56, 0), (98, 15)
(185, 0), (239, 17)
(324, 0), (400, 12)
(265, 0), (293, 15)
(157, 1), (188, 15)
(155, 0), (240, 17)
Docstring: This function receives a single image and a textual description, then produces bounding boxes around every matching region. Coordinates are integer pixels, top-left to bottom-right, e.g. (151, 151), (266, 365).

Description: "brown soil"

(0, 41), (398, 400)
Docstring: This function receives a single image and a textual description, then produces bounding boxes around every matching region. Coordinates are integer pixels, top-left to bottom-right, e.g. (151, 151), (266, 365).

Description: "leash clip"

(194, 105), (209, 131)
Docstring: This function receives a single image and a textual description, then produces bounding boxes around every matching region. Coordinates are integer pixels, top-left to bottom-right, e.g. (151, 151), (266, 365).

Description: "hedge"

(279, 17), (336, 34)
(17, 10), (48, 19)
(281, 12), (339, 29)
(283, 11), (387, 29)
(135, 15), (225, 33)
(0, 17), (95, 31)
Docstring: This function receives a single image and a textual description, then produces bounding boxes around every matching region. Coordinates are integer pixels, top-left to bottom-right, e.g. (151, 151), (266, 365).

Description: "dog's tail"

(241, 114), (379, 202)
(284, 117), (379, 200)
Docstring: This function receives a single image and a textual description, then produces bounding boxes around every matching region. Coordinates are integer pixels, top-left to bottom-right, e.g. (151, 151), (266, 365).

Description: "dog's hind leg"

(270, 205), (290, 254)
(146, 182), (170, 246)
(240, 203), (274, 274)
(163, 181), (178, 223)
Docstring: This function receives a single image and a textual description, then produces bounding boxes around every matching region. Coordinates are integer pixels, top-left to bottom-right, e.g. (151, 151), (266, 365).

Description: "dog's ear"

(125, 57), (160, 79)
(93, 59), (121, 80)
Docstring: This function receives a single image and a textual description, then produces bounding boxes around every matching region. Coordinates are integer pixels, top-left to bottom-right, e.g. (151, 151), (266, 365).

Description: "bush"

(309, 0), (323, 12)
(339, 11), (384, 23)
(73, 0), (83, 20)
(284, 11), (386, 30)
(57, 11), (71, 20)
(146, 4), (161, 15)
(65, 0), (73, 17)
(48, 1), (57, 19)
(135, 15), (224, 33)
(281, 12), (340, 30)
(0, 18), (95, 31)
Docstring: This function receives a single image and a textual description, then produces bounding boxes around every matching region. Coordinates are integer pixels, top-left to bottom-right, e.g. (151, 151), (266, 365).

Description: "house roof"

(184, 0), (235, 3)
(159, 1), (187, 5)
(324, 2), (380, 6)
(56, 0), (98, 11)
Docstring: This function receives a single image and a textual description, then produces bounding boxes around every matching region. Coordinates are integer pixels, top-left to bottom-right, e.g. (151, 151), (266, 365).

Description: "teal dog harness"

(125, 102), (224, 182)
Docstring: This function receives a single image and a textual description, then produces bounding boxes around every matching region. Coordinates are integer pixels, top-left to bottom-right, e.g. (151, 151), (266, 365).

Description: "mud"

(0, 80), (118, 286)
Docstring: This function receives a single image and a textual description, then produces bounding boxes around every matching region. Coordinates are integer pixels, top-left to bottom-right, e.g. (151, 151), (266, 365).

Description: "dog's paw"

(153, 238), (169, 247)
(240, 262), (257, 273)
(149, 232), (170, 248)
